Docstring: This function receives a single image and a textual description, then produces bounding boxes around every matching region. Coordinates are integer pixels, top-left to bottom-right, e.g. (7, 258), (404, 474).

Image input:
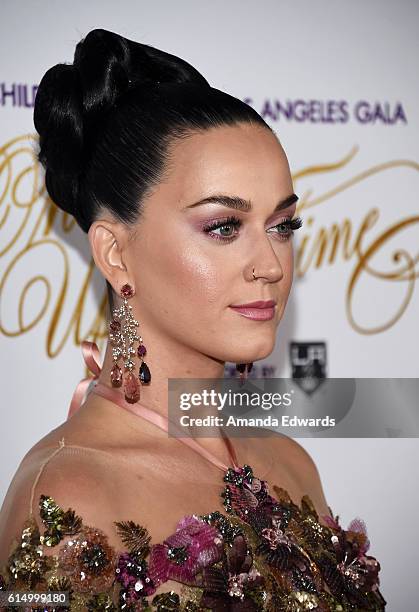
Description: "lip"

(230, 299), (277, 308)
(229, 300), (276, 321)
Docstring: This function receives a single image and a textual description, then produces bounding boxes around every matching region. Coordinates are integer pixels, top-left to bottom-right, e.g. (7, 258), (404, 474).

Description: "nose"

(247, 238), (285, 283)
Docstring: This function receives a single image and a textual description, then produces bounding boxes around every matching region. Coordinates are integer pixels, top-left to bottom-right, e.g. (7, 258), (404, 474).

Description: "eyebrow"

(184, 192), (299, 213)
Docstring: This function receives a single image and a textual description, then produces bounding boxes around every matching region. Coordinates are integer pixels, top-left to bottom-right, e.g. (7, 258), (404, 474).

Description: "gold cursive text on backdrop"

(0, 135), (418, 362)
(293, 146), (418, 333)
(0, 135), (108, 361)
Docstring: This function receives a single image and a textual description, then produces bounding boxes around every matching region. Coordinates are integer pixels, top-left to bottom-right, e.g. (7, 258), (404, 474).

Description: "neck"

(91, 334), (235, 463)
(91, 381), (239, 472)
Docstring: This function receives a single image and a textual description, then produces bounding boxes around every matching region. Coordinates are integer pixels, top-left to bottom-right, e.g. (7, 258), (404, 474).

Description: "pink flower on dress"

(346, 517), (370, 555)
(116, 551), (156, 597)
(148, 514), (223, 587)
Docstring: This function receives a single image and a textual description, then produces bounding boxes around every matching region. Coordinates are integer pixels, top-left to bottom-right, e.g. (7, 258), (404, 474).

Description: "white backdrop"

(1, 1), (418, 609)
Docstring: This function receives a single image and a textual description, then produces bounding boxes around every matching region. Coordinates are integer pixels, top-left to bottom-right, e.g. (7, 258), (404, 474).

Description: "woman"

(0, 29), (385, 610)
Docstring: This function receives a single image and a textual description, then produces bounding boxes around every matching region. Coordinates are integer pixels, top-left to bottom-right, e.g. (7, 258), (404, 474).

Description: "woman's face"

(116, 122), (297, 365)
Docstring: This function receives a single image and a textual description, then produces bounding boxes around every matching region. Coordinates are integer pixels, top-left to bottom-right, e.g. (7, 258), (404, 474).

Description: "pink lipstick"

(229, 299), (276, 321)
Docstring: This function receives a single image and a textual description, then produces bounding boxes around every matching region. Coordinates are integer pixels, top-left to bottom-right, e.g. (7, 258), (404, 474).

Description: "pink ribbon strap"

(67, 340), (102, 419)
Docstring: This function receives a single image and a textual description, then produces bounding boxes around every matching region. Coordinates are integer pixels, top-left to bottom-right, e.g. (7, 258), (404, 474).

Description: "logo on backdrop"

(0, 83), (408, 126)
(0, 83), (38, 108)
(290, 341), (327, 395)
(243, 97), (407, 125)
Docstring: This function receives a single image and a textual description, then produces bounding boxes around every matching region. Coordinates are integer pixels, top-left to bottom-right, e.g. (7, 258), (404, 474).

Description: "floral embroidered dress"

(0, 348), (386, 611)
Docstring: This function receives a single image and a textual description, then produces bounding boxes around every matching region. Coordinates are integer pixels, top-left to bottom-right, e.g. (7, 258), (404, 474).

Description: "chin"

(226, 338), (276, 365)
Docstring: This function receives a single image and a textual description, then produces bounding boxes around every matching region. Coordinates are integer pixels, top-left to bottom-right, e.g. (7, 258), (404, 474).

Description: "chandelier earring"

(108, 283), (151, 403)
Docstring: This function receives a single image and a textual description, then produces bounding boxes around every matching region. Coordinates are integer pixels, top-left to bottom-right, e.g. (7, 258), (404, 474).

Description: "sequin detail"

(1, 463), (386, 610)
(58, 525), (118, 592)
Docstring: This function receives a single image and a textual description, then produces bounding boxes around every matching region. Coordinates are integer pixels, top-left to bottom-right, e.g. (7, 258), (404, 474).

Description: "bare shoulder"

(0, 441), (126, 569)
(244, 426), (321, 473)
(266, 432), (332, 521)
(271, 433), (320, 472)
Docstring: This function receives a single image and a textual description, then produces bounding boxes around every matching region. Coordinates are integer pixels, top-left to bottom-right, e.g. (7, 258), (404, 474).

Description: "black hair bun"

(34, 28), (210, 219)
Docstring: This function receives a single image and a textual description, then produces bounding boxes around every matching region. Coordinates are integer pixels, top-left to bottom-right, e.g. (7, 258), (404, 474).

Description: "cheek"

(169, 244), (226, 306)
(144, 225), (228, 310)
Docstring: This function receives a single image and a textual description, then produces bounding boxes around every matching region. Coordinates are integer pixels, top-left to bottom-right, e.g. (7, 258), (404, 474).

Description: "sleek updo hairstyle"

(33, 28), (271, 310)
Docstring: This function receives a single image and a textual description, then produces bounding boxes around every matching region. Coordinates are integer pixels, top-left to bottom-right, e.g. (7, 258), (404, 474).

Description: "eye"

(202, 216), (242, 242)
(202, 215), (303, 243)
(268, 216), (303, 241)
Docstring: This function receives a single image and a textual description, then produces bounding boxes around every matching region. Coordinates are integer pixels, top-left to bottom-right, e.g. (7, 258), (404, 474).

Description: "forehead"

(156, 123), (293, 208)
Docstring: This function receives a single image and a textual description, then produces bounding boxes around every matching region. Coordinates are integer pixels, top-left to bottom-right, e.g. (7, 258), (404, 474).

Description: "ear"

(87, 219), (130, 290)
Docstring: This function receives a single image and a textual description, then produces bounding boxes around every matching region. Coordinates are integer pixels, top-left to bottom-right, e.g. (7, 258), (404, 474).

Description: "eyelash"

(202, 215), (303, 243)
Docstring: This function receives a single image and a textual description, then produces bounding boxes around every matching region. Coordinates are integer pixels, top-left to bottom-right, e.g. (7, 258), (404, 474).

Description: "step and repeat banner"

(0, 1), (418, 607)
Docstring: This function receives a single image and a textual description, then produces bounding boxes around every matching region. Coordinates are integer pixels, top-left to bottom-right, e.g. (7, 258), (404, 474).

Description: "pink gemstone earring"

(109, 283), (151, 403)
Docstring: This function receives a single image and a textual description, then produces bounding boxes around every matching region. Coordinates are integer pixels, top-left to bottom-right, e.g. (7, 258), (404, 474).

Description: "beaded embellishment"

(1, 463), (386, 611)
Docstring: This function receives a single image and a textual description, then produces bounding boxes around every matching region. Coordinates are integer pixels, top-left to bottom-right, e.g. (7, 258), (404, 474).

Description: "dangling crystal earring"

(108, 283), (151, 403)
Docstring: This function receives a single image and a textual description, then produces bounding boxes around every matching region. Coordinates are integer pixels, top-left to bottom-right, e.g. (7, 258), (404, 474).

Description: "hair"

(33, 28), (272, 311)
